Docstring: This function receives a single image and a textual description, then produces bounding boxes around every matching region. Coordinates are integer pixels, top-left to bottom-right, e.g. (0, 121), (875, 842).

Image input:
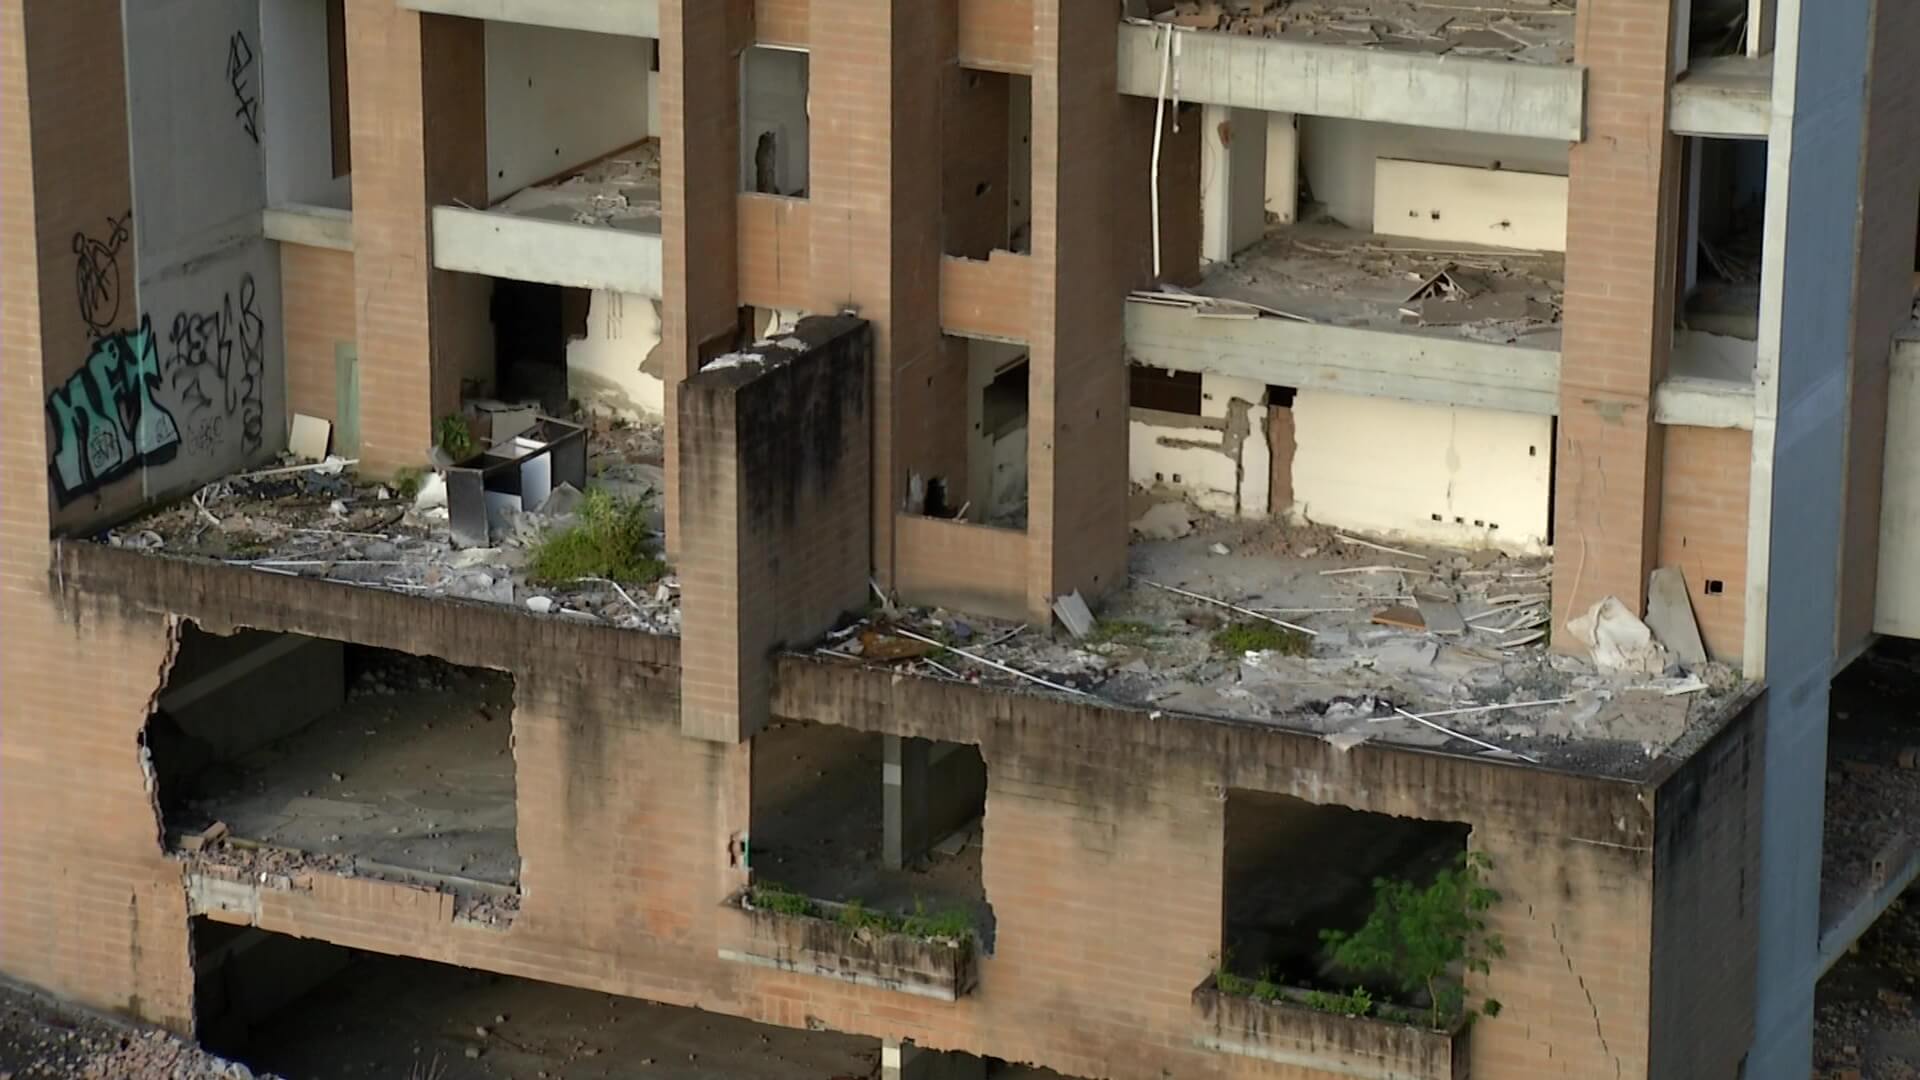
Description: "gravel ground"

(0, 980), (268, 1080)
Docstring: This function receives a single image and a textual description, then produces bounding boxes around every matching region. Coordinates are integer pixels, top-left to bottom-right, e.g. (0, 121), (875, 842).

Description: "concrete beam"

(1670, 55), (1772, 139)
(262, 205), (353, 252)
(396, 0), (657, 38)
(430, 206), (663, 297)
(1124, 299), (1560, 415)
(1117, 22), (1586, 142)
(1654, 376), (1757, 430)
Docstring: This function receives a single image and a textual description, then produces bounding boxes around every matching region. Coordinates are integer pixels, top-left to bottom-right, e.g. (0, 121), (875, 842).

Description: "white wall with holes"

(1298, 117), (1568, 234)
(486, 21), (653, 202)
(1290, 390), (1552, 551)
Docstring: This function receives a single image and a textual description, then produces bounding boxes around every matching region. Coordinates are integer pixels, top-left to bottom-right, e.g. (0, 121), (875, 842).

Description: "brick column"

(1026, 2), (1129, 620)
(345, 2), (485, 475)
(658, 0), (744, 557)
(805, 0), (947, 588)
(1550, 0), (1683, 648)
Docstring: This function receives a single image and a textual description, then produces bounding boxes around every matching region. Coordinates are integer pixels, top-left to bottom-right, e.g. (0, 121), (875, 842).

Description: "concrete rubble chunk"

(1644, 566), (1708, 667)
(1131, 500), (1195, 540)
(1053, 590), (1096, 639)
(1567, 596), (1671, 676)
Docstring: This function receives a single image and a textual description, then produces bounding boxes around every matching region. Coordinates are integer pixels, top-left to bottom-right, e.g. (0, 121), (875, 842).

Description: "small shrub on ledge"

(1211, 852), (1506, 1031)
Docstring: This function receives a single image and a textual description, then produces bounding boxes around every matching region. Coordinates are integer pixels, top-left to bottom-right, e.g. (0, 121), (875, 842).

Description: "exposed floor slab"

(165, 651), (520, 887)
(1819, 645), (1920, 972)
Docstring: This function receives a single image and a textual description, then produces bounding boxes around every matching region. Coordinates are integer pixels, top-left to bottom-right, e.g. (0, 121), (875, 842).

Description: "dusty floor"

(1818, 889), (1920, 1079)
(1823, 643), (1920, 935)
(1153, 221), (1564, 347)
(0, 980), (265, 1079)
(229, 953), (880, 1080)
(751, 722), (992, 941)
(169, 652), (520, 886)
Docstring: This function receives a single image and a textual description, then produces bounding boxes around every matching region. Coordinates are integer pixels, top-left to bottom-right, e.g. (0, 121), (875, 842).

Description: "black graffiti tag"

(166, 274), (266, 453)
(227, 31), (259, 143)
(73, 212), (132, 337)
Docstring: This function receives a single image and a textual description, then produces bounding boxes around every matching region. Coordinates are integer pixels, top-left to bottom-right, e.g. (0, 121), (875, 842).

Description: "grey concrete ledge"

(1124, 298), (1561, 415)
(1654, 375), (1757, 430)
(397, 0), (657, 38)
(431, 205), (663, 298)
(1670, 54), (1772, 139)
(262, 204), (353, 252)
(1117, 21), (1585, 142)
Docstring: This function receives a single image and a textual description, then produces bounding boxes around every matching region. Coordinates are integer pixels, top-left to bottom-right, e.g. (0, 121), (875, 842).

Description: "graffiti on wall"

(73, 212), (132, 337)
(226, 31), (259, 143)
(46, 318), (183, 504)
(166, 274), (267, 455)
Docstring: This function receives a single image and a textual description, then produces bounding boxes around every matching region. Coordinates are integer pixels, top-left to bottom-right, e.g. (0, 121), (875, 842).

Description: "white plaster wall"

(1875, 339), (1920, 637)
(1298, 118), (1568, 232)
(1265, 112), (1297, 225)
(1130, 397), (1271, 519)
(262, 0), (350, 209)
(486, 22), (652, 202)
(566, 290), (664, 420)
(740, 46), (810, 196)
(1201, 105), (1269, 264)
(1290, 390), (1551, 550)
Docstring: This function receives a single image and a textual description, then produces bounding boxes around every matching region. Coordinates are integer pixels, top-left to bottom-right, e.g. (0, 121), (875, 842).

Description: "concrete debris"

(1150, 0), (1575, 64)
(1645, 566), (1709, 667)
(1567, 595), (1672, 676)
(816, 516), (1746, 776)
(493, 139), (662, 230)
(1209, 542), (1232, 556)
(1182, 225), (1564, 347)
(1132, 499), (1196, 540)
(537, 481), (585, 517)
(1053, 590), (1097, 639)
(103, 416), (682, 635)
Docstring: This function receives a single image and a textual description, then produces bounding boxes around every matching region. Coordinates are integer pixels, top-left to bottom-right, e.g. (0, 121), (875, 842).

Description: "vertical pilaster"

(1027, 1), (1129, 621)
(1550, 0), (1682, 645)
(658, 0), (744, 556)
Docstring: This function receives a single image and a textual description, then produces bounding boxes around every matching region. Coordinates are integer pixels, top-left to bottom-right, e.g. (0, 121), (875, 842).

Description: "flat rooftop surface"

(1153, 0), (1575, 64)
(827, 509), (1746, 778)
(1156, 221), (1564, 349)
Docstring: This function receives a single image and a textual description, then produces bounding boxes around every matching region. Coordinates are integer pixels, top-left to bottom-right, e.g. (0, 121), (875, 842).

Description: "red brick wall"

(737, 194), (813, 311)
(1837, 0), (1920, 650)
(939, 253), (1033, 342)
(1657, 427), (1751, 662)
(1552, 0), (1683, 647)
(1, 0), (193, 1026)
(894, 515), (1028, 619)
(958, 0), (1033, 73)
(281, 244), (357, 439)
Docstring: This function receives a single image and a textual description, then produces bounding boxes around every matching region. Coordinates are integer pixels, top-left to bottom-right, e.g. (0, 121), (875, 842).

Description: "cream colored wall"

(566, 290), (664, 419)
(1291, 390), (1553, 550)
(1129, 374), (1269, 519)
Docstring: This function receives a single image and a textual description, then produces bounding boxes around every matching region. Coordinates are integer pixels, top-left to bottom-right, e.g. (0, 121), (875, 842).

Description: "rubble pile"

(1148, 223), (1565, 345)
(101, 420), (681, 635)
(0, 982), (269, 1080)
(493, 138), (662, 229)
(1149, 0), (1576, 64)
(828, 513), (1744, 775)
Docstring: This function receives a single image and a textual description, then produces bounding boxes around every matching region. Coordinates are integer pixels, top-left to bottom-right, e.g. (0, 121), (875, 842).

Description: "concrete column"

(1201, 105), (1269, 265)
(1264, 112), (1297, 226)
(883, 735), (930, 870)
(882, 1039), (986, 1080)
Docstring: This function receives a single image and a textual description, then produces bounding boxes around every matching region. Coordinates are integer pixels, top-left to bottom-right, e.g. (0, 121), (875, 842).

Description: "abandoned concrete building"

(4, 0), (1920, 1077)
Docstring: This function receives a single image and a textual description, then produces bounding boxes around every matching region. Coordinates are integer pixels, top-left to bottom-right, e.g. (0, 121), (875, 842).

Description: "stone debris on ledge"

(94, 417), (681, 635)
(829, 509), (1746, 777)
(1146, 0), (1576, 65)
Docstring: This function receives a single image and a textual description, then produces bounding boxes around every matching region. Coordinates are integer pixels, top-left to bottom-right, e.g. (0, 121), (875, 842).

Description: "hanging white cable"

(1149, 24), (1174, 278)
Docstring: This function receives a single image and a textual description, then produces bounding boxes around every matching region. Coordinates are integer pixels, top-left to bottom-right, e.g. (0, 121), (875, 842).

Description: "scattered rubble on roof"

(491, 138), (661, 230)
(100, 414), (680, 635)
(1149, 0), (1576, 65)
(826, 507), (1745, 775)
(1141, 220), (1564, 346)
